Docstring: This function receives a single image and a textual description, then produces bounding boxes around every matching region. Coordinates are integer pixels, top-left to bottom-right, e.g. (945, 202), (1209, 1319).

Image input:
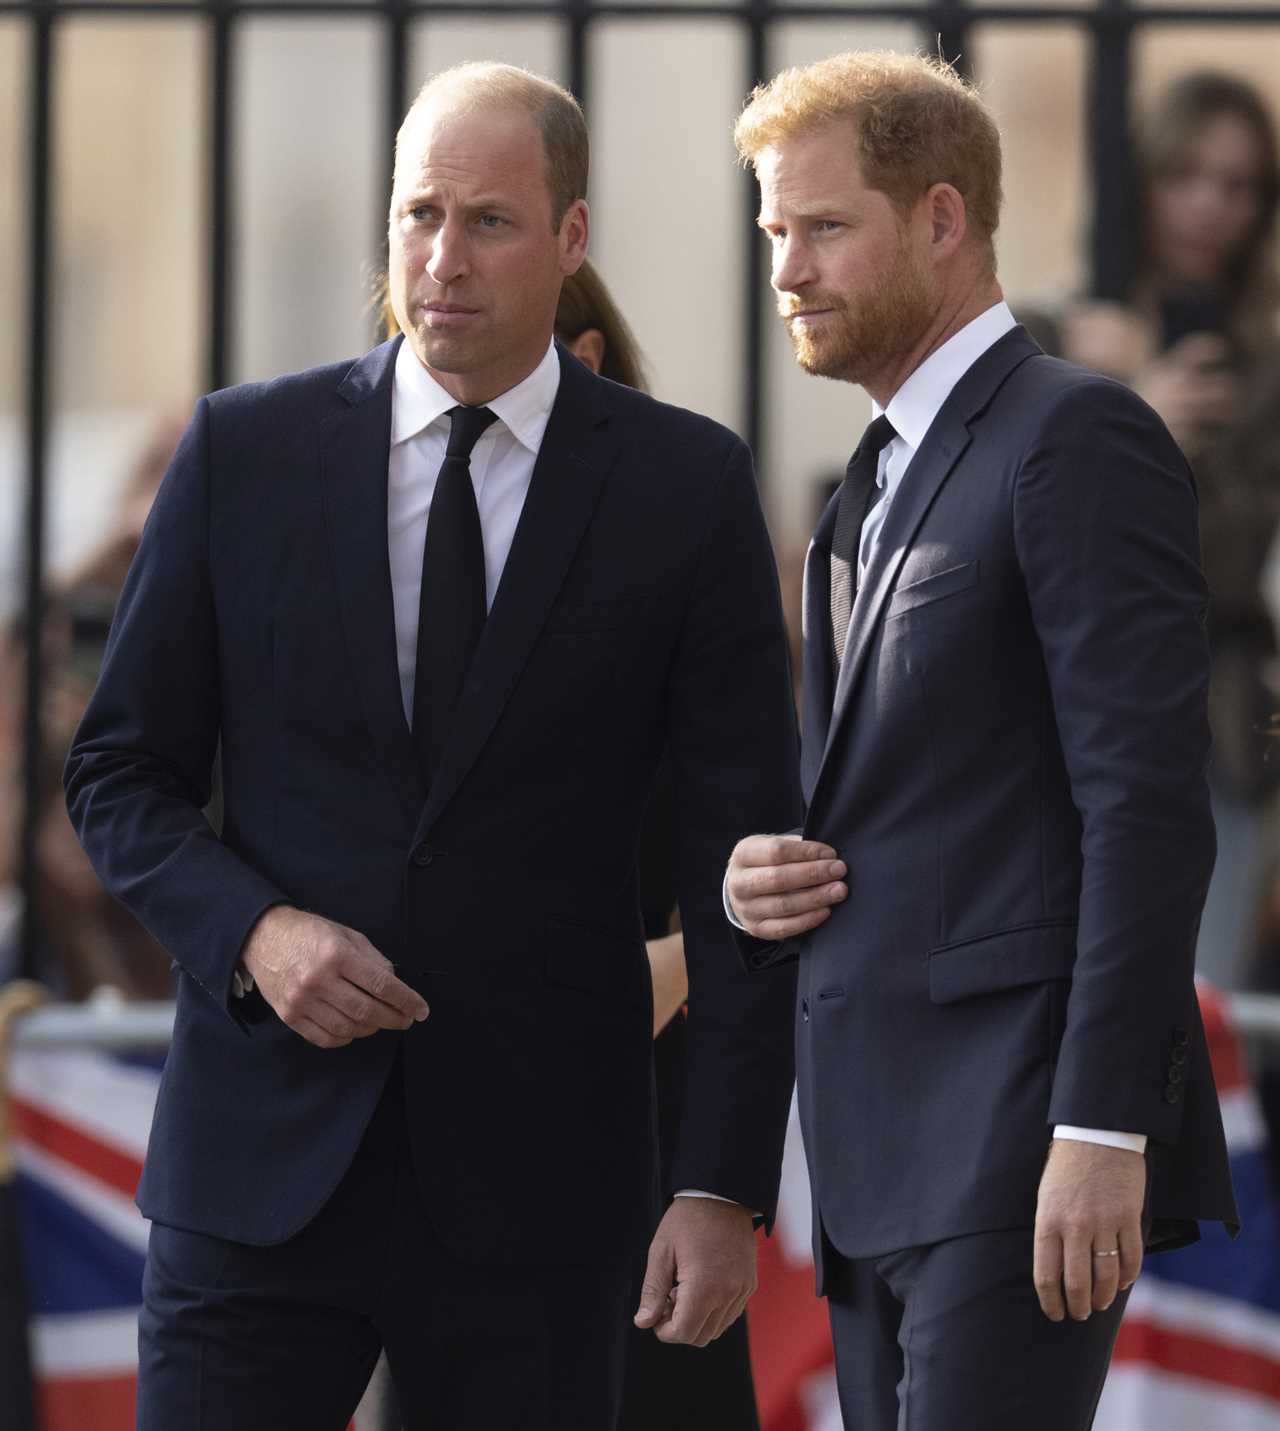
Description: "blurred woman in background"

(1037, 72), (1280, 989)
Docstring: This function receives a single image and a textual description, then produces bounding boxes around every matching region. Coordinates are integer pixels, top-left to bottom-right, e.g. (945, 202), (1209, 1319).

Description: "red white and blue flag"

(9, 1047), (155, 1431)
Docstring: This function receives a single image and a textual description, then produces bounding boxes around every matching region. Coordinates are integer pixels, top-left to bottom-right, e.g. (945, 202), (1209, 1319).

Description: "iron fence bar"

(741, 1), (767, 462)
(5, 3), (1280, 20)
(19, 2), (55, 985)
(1088, 0), (1134, 300)
(567, 0), (588, 112)
(207, 0), (234, 390)
(380, 0), (408, 343)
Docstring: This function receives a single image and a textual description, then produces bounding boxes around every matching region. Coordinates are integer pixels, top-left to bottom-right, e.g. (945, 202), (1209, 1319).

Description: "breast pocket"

(886, 560), (979, 619)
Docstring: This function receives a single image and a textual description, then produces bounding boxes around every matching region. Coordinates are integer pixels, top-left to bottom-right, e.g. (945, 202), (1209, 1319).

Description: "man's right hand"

(241, 906), (429, 1048)
(726, 835), (847, 941)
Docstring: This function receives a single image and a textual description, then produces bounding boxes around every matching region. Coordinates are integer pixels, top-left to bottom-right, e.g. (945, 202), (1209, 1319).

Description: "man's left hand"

(1033, 1139), (1145, 1322)
(633, 1198), (757, 1347)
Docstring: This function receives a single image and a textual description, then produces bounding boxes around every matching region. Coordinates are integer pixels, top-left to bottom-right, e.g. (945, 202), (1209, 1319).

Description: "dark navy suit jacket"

(66, 338), (802, 1263)
(743, 327), (1238, 1290)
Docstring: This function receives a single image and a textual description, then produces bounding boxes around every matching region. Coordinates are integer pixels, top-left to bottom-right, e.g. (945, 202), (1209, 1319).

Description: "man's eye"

(477, 214), (505, 228)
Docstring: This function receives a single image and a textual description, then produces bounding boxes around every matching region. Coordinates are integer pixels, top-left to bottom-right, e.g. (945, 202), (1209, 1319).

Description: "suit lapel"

(809, 328), (1041, 817)
(320, 337), (425, 828)
(415, 346), (621, 839)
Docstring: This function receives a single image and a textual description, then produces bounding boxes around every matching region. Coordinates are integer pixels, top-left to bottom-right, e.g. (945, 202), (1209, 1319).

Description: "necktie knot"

(445, 405), (498, 460)
(828, 413), (898, 674)
(847, 413), (896, 479)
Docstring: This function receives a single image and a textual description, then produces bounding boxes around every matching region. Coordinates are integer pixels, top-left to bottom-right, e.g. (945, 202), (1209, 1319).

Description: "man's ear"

(927, 183), (968, 258)
(568, 328), (606, 375)
(559, 198), (590, 274)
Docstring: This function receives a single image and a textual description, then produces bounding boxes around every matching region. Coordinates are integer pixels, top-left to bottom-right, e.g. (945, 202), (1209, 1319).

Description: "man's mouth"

(423, 303), (481, 328)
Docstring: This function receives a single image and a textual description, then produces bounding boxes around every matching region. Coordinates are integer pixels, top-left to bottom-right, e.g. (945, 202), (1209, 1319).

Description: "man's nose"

(771, 236), (813, 293)
(426, 219), (470, 286)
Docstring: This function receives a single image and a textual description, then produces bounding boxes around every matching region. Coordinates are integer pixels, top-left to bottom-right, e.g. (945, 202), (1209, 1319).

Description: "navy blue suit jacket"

(66, 338), (802, 1262)
(744, 327), (1238, 1288)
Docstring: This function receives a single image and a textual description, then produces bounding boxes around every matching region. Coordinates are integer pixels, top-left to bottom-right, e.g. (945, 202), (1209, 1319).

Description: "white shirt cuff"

(1053, 1125), (1147, 1155)
(674, 1189), (760, 1217)
(723, 869), (746, 931)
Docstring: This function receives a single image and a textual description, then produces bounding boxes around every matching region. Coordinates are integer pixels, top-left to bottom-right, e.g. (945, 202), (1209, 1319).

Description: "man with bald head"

(66, 63), (800, 1429)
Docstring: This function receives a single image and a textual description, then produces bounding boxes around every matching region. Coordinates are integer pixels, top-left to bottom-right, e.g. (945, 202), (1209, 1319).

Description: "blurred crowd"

(3, 67), (1280, 1015)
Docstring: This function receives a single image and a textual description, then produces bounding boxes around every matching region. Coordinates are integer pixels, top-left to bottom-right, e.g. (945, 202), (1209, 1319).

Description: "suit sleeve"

(64, 397), (287, 1028)
(1013, 377), (1215, 1145)
(663, 436), (804, 1226)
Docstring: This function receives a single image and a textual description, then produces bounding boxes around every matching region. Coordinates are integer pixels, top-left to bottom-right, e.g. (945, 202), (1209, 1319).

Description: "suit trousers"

(137, 1063), (640, 1431)
(826, 1226), (1129, 1431)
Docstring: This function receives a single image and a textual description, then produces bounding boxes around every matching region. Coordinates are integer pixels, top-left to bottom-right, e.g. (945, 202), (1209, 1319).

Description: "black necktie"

(412, 404), (498, 784)
(829, 413), (896, 671)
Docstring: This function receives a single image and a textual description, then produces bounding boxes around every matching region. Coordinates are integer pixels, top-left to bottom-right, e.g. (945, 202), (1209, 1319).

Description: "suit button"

(1172, 1029), (1190, 1047)
(802, 998), (810, 1022)
(1170, 1045), (1188, 1065)
(1164, 1084), (1181, 1104)
(1167, 1063), (1185, 1083)
(411, 843), (434, 868)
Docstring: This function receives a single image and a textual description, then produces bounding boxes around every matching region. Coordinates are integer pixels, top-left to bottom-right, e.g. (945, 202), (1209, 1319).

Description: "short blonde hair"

(735, 51), (1002, 266)
(399, 62), (588, 228)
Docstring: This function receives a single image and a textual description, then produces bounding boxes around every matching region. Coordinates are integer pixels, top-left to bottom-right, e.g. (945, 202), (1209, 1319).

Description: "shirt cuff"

(1053, 1125), (1147, 1155)
(674, 1189), (761, 1217)
(723, 869), (746, 931)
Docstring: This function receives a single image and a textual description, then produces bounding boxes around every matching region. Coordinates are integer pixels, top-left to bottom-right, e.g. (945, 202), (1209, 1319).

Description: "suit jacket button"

(1164, 1084), (1181, 1104)
(1170, 1045), (1188, 1065)
(1167, 1063), (1185, 1083)
(412, 843), (434, 868)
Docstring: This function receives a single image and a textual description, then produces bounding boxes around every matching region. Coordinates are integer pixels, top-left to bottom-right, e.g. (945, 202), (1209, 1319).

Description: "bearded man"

(725, 50), (1238, 1431)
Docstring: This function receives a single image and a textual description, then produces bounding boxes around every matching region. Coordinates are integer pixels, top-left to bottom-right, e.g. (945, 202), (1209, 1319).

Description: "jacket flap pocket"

(928, 921), (1076, 1004)
(887, 560), (978, 618)
(545, 917), (634, 995)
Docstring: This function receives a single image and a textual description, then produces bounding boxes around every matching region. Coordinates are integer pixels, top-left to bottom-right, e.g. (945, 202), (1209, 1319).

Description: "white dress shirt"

(728, 302), (1145, 1158)
(389, 336), (561, 723)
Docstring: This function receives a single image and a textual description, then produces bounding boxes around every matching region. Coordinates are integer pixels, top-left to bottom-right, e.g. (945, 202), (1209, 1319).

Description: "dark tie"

(412, 404), (499, 785)
(829, 413), (896, 671)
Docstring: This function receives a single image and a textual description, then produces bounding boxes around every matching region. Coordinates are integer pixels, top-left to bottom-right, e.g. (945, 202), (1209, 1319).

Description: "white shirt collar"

(391, 337), (561, 454)
(876, 301), (1017, 452)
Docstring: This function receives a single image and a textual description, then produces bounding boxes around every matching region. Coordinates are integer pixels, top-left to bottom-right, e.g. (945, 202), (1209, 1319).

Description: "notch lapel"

(414, 348), (621, 839)
(807, 327), (1041, 821)
(319, 337), (425, 829)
